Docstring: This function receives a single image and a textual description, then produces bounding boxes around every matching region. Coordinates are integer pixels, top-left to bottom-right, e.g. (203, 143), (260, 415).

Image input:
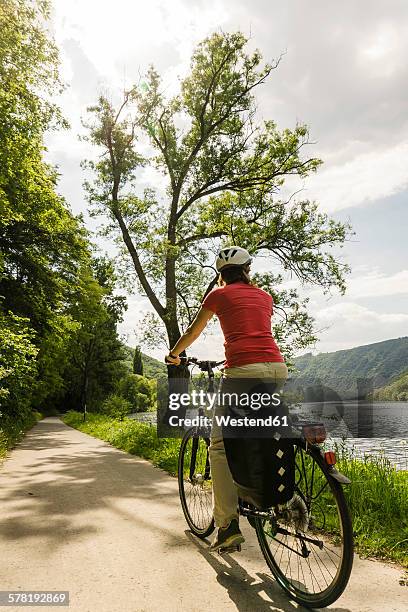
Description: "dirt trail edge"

(0, 417), (405, 612)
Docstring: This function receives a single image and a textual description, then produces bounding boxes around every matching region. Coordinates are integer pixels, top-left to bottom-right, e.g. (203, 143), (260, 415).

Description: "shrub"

(0, 310), (38, 417)
(0, 410), (43, 459)
(116, 373), (155, 412)
(100, 394), (131, 420)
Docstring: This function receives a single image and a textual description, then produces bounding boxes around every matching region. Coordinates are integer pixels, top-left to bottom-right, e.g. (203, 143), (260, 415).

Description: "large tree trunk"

(157, 318), (190, 435)
(165, 318), (190, 380)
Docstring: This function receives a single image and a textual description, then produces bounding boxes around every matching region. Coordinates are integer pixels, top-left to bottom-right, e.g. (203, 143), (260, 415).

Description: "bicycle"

(176, 356), (354, 609)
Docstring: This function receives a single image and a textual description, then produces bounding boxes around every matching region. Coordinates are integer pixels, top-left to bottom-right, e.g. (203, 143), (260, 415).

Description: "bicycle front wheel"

(178, 429), (215, 538)
(255, 441), (353, 608)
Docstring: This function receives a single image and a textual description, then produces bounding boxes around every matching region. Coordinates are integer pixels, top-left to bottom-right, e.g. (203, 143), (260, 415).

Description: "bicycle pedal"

(218, 544), (242, 555)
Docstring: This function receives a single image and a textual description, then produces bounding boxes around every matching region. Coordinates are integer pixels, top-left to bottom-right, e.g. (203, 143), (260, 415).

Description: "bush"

(0, 410), (43, 459)
(100, 394), (131, 420)
(0, 310), (38, 418)
(116, 373), (155, 412)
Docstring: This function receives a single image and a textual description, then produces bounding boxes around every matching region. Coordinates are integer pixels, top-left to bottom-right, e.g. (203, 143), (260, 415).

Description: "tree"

(116, 373), (155, 412)
(0, 0), (91, 419)
(83, 32), (351, 365)
(1, 1), (130, 424)
(133, 346), (144, 375)
(0, 0), (87, 332)
(0, 310), (38, 421)
(60, 257), (128, 413)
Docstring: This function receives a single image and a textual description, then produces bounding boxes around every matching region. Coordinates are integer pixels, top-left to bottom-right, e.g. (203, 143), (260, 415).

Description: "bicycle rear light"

(302, 423), (327, 444)
(324, 451), (337, 465)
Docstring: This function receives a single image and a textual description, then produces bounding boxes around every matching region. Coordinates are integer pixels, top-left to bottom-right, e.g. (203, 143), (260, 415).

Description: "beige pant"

(209, 361), (288, 527)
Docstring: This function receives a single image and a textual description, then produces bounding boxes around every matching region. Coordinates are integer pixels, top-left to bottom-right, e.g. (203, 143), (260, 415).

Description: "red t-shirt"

(202, 282), (284, 368)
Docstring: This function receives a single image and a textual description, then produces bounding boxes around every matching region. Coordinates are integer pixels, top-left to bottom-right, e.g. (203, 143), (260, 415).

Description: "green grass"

(333, 441), (408, 567)
(63, 411), (408, 567)
(0, 410), (43, 461)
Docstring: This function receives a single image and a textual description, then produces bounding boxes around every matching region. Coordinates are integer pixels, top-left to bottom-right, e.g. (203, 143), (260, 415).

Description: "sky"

(46, 0), (408, 361)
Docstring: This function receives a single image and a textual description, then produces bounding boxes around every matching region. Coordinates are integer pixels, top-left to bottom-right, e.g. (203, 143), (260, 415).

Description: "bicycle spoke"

(179, 433), (214, 536)
(256, 442), (353, 606)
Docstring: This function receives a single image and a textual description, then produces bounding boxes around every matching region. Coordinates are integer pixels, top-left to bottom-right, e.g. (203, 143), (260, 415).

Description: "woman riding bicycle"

(165, 246), (287, 551)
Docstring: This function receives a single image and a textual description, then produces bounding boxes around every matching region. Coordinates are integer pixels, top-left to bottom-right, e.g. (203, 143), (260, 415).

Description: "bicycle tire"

(255, 441), (354, 608)
(178, 429), (215, 539)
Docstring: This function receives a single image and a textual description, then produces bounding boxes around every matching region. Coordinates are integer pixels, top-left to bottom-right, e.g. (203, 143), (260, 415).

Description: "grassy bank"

(0, 411), (43, 461)
(63, 411), (407, 567)
(334, 442), (407, 566)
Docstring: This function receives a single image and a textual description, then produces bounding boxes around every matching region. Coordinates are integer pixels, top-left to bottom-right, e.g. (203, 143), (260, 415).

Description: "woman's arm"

(165, 307), (214, 365)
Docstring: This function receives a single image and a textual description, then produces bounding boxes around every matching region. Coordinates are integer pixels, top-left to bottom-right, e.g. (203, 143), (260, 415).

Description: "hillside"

(120, 337), (408, 399)
(121, 345), (167, 379)
(142, 353), (167, 378)
(372, 370), (408, 401)
(289, 337), (408, 400)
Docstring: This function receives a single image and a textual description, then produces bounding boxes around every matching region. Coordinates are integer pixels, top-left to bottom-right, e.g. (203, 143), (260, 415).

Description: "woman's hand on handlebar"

(165, 353), (181, 366)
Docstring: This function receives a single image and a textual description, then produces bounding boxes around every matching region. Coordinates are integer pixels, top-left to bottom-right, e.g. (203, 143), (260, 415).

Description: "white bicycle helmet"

(215, 246), (252, 272)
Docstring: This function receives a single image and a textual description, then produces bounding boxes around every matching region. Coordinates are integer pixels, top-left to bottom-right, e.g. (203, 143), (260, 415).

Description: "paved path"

(0, 418), (405, 612)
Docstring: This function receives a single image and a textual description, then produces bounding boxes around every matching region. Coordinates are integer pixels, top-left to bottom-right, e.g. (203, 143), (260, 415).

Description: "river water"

(294, 401), (408, 470)
(130, 400), (408, 470)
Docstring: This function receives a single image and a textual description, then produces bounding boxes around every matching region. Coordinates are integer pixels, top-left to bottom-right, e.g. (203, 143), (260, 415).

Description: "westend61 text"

(167, 414), (289, 427)
(168, 390), (282, 411)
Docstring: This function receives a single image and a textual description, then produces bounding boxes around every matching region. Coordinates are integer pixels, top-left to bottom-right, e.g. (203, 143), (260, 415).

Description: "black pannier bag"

(219, 377), (296, 508)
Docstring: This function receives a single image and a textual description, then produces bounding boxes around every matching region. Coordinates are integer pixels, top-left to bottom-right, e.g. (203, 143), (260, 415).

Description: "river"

(130, 400), (408, 470)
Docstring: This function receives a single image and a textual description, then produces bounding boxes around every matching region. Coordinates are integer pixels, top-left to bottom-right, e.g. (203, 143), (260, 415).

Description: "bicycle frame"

(178, 355), (354, 608)
(185, 355), (351, 528)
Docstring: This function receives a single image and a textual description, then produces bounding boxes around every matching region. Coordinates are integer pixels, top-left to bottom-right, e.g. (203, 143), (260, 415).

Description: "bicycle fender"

(313, 447), (351, 485)
(326, 465), (351, 485)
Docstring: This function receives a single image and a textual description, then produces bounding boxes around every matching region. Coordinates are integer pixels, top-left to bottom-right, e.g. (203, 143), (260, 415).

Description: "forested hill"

(132, 337), (408, 394)
(121, 346), (167, 378)
(289, 337), (408, 399)
(372, 370), (408, 401)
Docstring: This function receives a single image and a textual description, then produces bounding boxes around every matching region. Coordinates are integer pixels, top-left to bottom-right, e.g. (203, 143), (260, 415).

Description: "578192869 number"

(0, 591), (69, 606)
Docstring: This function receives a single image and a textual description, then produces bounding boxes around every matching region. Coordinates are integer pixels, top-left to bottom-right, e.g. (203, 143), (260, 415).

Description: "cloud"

(45, 0), (408, 357)
(304, 142), (408, 212)
(49, 0), (408, 219)
(52, 0), (228, 87)
(313, 301), (408, 352)
(345, 269), (408, 298)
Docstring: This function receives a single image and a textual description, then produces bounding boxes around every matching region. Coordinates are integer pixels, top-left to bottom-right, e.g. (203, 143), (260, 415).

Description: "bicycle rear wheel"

(255, 441), (353, 608)
(178, 429), (215, 538)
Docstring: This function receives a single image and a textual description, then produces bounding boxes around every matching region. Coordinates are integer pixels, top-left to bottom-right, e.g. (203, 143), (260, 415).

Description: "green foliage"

(141, 352), (167, 378)
(0, 1), (128, 422)
(333, 442), (408, 566)
(0, 0), (64, 134)
(290, 337), (408, 398)
(372, 369), (408, 401)
(83, 31), (352, 356)
(116, 373), (156, 412)
(32, 313), (79, 409)
(60, 259), (128, 412)
(132, 345), (143, 375)
(0, 0), (86, 334)
(121, 344), (167, 378)
(100, 395), (131, 420)
(0, 310), (38, 418)
(0, 0), (86, 417)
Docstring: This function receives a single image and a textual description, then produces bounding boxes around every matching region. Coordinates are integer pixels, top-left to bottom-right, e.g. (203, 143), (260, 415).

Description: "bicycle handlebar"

(183, 356), (224, 370)
(165, 355), (224, 370)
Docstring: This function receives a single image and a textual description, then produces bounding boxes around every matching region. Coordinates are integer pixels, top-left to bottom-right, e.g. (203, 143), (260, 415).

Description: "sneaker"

(209, 519), (245, 551)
